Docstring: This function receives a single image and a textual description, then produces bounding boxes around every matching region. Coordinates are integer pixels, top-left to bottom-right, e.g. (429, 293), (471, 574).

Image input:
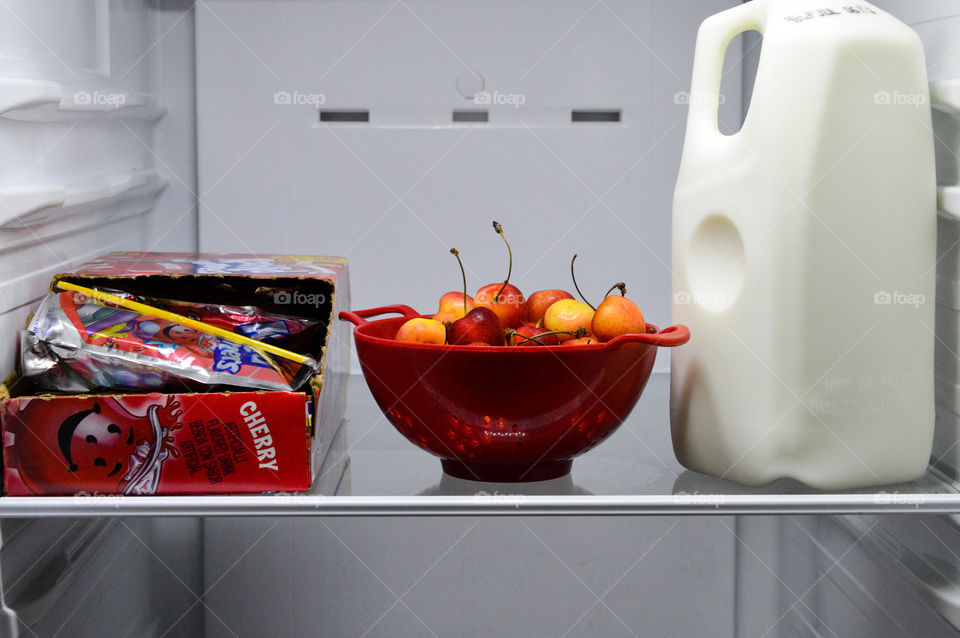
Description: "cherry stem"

(492, 221), (512, 302)
(506, 327), (586, 345)
(570, 254), (595, 310)
(450, 248), (468, 316)
(604, 282), (627, 298)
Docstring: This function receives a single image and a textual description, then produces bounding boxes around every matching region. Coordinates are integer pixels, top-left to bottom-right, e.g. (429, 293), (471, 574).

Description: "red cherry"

(475, 283), (526, 329)
(447, 307), (504, 346)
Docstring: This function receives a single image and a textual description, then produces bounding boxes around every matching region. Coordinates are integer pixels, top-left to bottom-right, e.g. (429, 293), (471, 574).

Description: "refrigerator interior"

(0, 0), (959, 636)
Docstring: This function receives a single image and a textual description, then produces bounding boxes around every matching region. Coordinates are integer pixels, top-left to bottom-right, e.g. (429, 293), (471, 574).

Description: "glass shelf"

(1, 374), (958, 517)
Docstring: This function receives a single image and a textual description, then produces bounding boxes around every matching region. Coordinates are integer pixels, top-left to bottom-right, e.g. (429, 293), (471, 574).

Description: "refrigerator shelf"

(0, 78), (165, 122)
(0, 374), (957, 517)
(0, 169), (166, 230)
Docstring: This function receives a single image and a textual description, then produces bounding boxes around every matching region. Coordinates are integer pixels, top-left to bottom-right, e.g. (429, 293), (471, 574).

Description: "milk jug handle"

(688, 1), (766, 137)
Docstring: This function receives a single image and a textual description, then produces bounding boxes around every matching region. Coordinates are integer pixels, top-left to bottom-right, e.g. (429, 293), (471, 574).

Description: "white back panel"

(196, 0), (742, 372)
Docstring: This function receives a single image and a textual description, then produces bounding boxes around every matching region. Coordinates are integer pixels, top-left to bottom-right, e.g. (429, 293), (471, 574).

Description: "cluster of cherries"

(395, 222), (648, 347)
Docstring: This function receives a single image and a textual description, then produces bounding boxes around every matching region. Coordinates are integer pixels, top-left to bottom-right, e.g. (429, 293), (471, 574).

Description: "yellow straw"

(56, 280), (316, 368)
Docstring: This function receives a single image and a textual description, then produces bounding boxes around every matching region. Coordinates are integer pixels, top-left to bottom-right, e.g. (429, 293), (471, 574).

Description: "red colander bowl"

(340, 305), (690, 482)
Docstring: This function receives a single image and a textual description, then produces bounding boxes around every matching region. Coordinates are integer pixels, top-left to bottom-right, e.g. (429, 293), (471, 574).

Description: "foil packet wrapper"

(21, 290), (316, 393)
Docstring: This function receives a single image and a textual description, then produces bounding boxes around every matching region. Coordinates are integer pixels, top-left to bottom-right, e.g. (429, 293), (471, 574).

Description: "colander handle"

(609, 324), (690, 347)
(339, 305), (420, 326)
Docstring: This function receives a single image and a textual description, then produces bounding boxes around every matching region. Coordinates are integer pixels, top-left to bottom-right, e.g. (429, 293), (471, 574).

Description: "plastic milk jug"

(670, 0), (936, 488)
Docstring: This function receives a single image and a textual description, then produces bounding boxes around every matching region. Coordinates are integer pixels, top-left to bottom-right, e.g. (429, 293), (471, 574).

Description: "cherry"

(448, 306), (504, 346)
(563, 335), (600, 346)
(474, 222), (526, 328)
(395, 318), (446, 345)
(592, 282), (646, 341)
(526, 289), (574, 325)
(543, 299), (595, 342)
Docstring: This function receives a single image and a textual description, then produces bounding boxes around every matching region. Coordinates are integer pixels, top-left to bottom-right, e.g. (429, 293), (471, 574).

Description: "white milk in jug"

(670, 0), (936, 489)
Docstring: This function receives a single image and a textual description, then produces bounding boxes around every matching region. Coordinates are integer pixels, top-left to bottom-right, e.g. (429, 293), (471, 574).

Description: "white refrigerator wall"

(194, 0), (745, 374)
(0, 3), (201, 637)
(0, 0), (198, 381)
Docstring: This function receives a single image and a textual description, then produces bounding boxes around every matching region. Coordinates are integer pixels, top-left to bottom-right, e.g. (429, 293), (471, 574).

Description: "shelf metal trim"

(0, 493), (958, 518)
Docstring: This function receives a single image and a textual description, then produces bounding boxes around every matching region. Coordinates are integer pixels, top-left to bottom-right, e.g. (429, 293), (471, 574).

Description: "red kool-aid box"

(0, 252), (350, 496)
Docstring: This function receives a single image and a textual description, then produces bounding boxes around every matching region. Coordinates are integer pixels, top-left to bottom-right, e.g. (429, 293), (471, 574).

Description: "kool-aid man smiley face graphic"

(8, 395), (183, 495)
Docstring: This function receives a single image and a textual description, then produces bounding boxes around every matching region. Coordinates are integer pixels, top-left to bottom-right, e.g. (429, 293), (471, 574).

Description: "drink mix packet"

(21, 290), (317, 393)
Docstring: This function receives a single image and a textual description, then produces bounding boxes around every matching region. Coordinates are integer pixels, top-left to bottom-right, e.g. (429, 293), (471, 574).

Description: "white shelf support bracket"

(0, 78), (165, 122)
(932, 79), (960, 218)
(0, 171), (166, 230)
(932, 79), (960, 115)
(943, 186), (960, 219)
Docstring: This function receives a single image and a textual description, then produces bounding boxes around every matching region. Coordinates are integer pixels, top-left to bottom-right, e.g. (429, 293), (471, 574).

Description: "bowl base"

(441, 459), (573, 483)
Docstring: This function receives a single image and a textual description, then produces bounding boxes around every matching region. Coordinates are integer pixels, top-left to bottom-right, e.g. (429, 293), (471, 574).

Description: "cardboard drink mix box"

(0, 252), (350, 496)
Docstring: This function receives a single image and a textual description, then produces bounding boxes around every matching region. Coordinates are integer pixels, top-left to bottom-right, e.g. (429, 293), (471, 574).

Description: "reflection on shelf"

(418, 472), (593, 498)
(672, 467), (954, 499)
